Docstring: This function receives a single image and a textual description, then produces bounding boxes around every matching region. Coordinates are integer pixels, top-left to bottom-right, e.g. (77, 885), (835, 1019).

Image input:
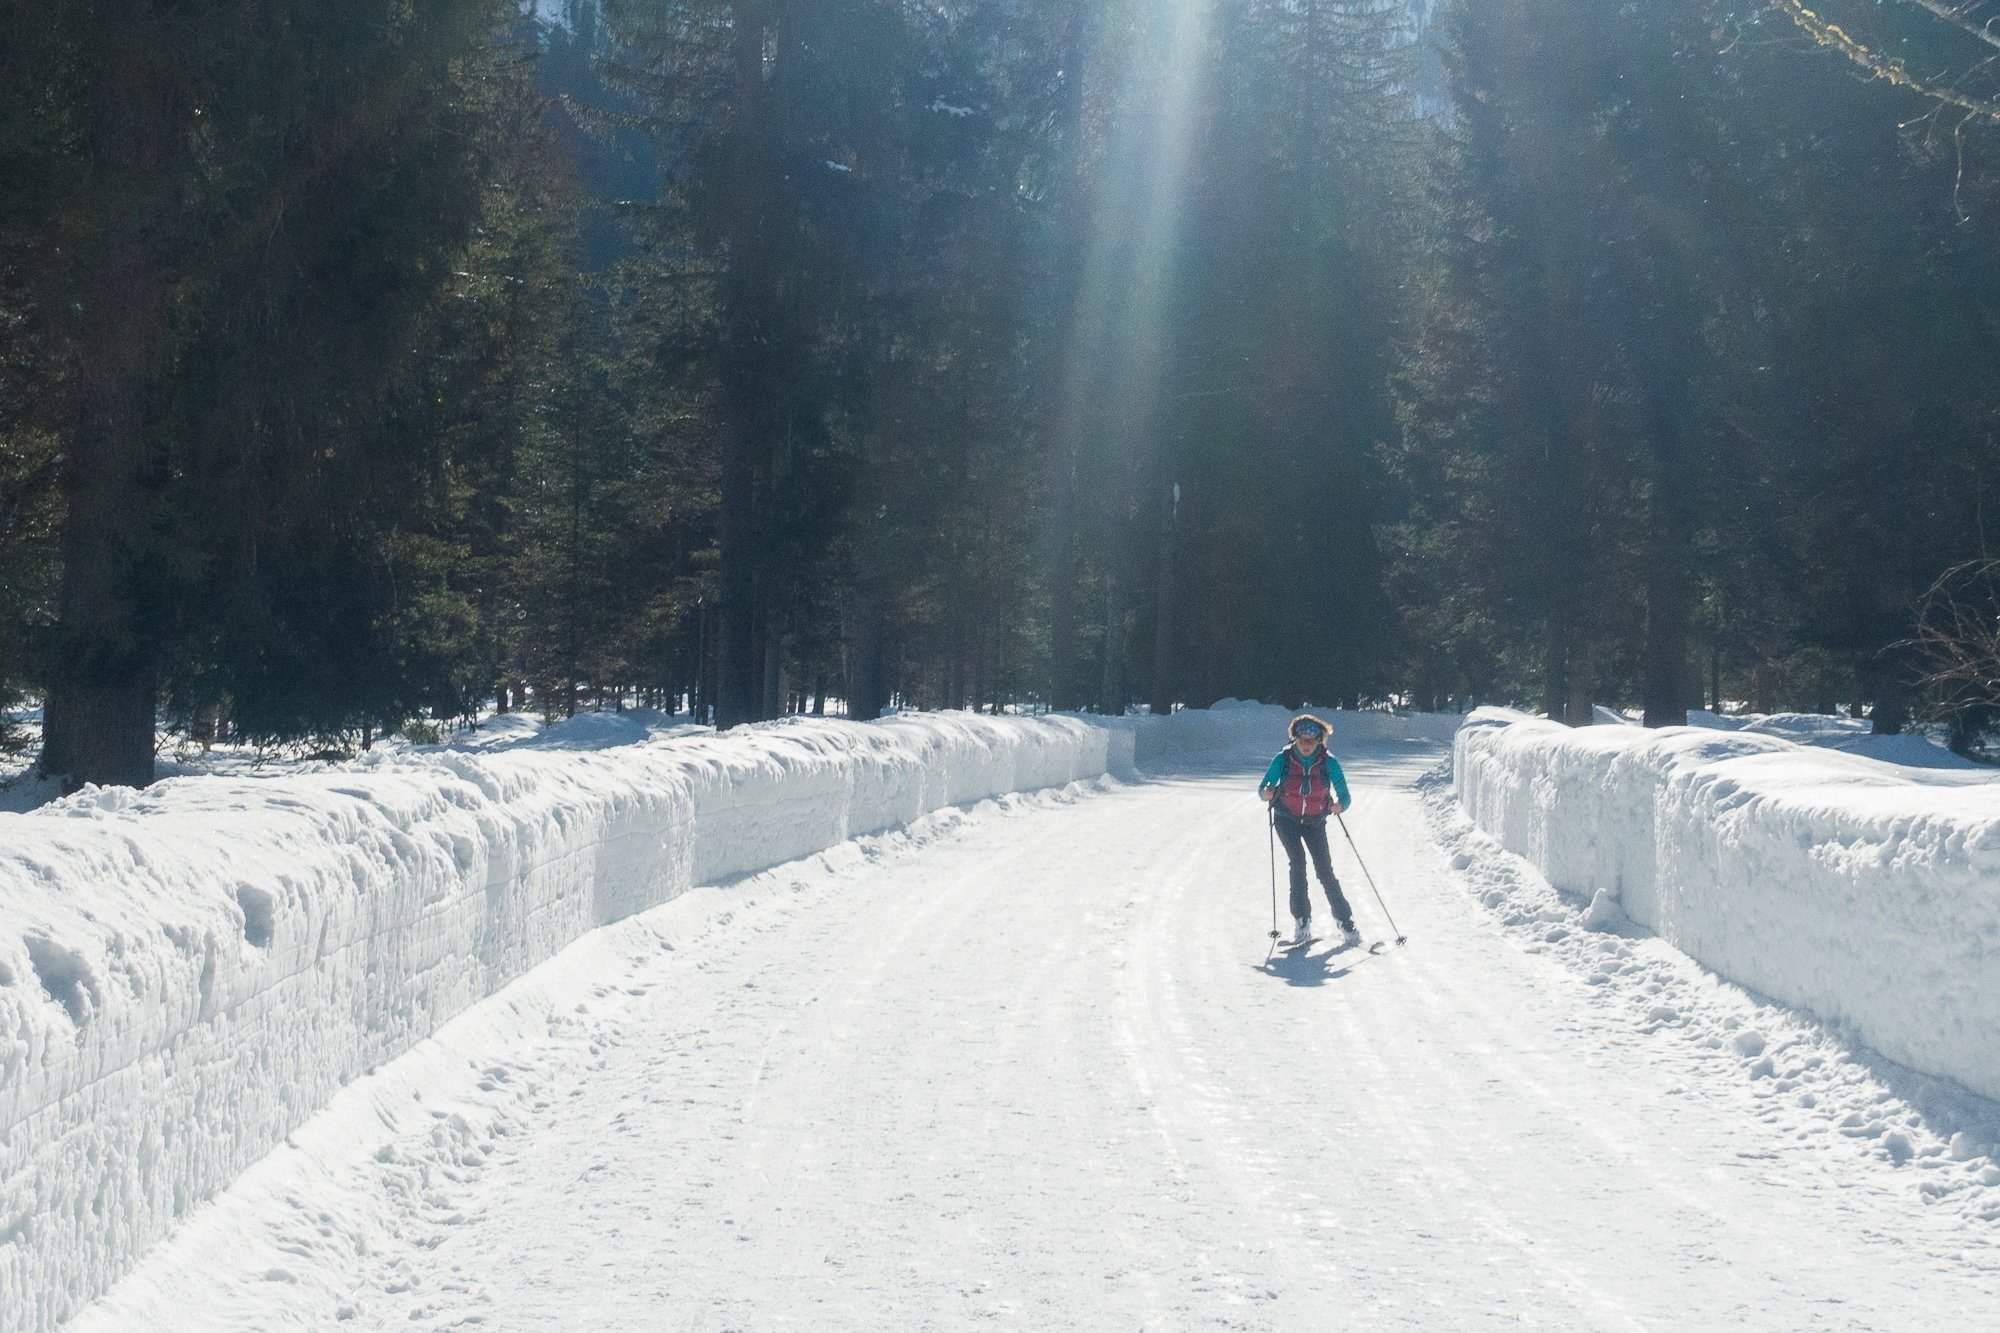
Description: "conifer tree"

(6, 0), (576, 784)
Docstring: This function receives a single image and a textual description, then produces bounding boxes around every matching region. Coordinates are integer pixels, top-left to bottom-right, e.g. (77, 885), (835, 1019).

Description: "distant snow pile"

(1678, 708), (1976, 770)
(0, 713), (1119, 1333)
(1454, 709), (2000, 1102)
(1122, 701), (1463, 768)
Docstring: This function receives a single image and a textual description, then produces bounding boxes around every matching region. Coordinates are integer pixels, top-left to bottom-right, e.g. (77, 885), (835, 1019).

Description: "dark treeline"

(7, 0), (2000, 788)
(1393, 0), (2000, 746)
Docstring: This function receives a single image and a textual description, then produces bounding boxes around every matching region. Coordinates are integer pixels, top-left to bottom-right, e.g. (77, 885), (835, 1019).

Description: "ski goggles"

(1290, 721), (1324, 739)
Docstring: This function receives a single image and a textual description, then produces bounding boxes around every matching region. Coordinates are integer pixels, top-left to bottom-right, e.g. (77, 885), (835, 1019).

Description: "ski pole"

(1335, 811), (1407, 946)
(1267, 803), (1280, 941)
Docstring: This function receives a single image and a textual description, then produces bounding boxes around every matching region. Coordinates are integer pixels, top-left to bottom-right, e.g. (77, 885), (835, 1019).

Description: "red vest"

(1277, 749), (1336, 820)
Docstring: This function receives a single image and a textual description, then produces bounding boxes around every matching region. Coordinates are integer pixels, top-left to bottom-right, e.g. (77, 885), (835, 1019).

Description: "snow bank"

(1421, 772), (2000, 1222)
(0, 713), (1118, 1333)
(1454, 709), (2000, 1102)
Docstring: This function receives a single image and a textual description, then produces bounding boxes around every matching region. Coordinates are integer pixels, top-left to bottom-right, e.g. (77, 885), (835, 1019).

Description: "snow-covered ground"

(1680, 707), (1980, 770)
(58, 714), (2000, 1331)
(0, 705), (573, 815)
(0, 705), (53, 813)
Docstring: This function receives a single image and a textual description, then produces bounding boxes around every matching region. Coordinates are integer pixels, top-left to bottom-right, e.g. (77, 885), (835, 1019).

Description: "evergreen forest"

(10, 0), (2000, 789)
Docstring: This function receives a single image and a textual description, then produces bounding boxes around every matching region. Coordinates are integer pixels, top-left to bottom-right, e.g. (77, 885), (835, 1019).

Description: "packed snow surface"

(0, 712), (1121, 1332)
(1455, 707), (2000, 1101)
(67, 713), (2000, 1330)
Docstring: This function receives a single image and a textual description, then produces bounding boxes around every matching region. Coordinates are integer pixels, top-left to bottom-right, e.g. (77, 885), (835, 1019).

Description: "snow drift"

(0, 713), (1120, 1332)
(1454, 709), (2000, 1102)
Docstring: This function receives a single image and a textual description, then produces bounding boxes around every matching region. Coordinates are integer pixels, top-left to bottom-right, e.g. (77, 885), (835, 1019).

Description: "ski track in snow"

(72, 738), (2000, 1331)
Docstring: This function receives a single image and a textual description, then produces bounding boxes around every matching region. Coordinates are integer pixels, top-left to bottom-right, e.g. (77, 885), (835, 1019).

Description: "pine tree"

(7, 1), (579, 784)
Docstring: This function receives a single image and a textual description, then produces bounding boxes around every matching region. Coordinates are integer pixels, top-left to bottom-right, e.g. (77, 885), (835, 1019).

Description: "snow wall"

(1454, 708), (2000, 1103)
(0, 713), (1123, 1332)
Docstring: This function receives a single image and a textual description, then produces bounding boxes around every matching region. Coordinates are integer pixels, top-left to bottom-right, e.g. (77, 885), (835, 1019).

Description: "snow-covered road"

(76, 737), (2000, 1330)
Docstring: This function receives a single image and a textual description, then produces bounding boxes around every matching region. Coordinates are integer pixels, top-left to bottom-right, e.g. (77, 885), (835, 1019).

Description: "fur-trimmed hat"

(1289, 713), (1330, 740)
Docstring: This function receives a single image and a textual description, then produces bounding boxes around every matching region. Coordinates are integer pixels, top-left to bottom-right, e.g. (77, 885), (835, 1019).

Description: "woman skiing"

(1258, 713), (1361, 949)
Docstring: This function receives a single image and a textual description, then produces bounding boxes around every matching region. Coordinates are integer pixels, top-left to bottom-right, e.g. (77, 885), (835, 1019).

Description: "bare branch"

(1901, 0), (2000, 54)
(1910, 560), (2000, 711)
(1774, 0), (2000, 120)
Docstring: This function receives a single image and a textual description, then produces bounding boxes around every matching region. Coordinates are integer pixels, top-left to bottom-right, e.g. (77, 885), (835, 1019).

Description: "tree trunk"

(1047, 445), (1080, 713)
(40, 274), (160, 791)
(1099, 563), (1122, 715)
(1151, 482), (1177, 715)
(968, 618), (986, 716)
(39, 655), (156, 790)
(693, 602), (710, 725)
(1186, 627), (1219, 710)
(764, 624), (783, 719)
(748, 618), (767, 721)
(1870, 650), (1908, 735)
(1565, 643), (1593, 727)
(1041, 7), (1092, 716)
(1641, 573), (1687, 728)
(848, 582), (889, 721)
(990, 626), (1005, 713)
(946, 629), (963, 711)
(1544, 618), (1568, 722)
(713, 3), (775, 730)
(1635, 334), (1697, 730)
(37, 37), (192, 791)
(715, 392), (759, 727)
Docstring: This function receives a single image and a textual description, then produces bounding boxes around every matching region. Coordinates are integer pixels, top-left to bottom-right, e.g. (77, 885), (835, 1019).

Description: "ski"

(1270, 937), (1378, 957)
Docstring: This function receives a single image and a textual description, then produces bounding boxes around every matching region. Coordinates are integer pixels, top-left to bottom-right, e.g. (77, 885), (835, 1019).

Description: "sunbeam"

(1059, 0), (1218, 480)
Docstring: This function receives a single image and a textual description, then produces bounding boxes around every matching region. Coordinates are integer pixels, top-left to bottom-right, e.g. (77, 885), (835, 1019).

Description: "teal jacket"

(1260, 745), (1352, 820)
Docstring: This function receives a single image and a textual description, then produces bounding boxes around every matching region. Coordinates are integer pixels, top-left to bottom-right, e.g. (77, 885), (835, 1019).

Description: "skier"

(1258, 713), (1361, 949)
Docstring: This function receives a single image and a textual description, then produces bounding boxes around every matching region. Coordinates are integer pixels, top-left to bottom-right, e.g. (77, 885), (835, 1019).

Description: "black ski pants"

(1273, 813), (1353, 929)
